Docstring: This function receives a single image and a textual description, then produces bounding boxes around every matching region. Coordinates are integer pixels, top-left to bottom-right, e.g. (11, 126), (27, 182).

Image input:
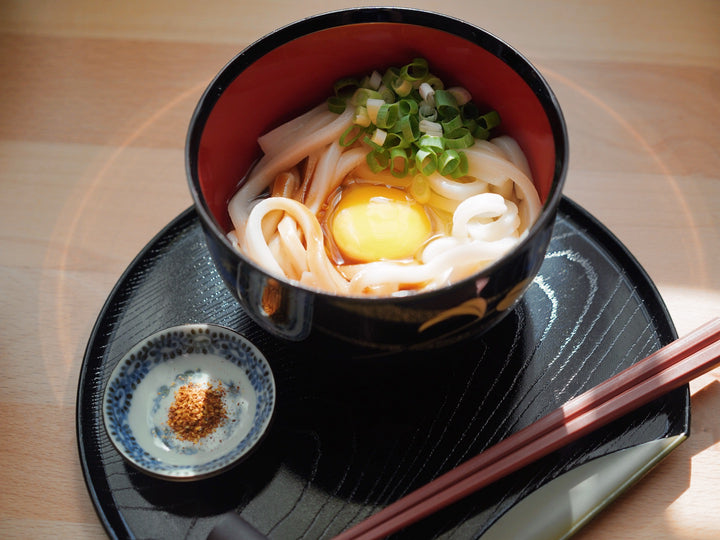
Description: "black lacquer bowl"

(186, 7), (568, 348)
(77, 198), (689, 539)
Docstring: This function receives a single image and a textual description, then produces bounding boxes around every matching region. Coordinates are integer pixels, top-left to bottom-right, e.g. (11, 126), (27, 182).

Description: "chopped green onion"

(395, 115), (419, 142)
(418, 102), (437, 121)
(439, 149), (461, 176)
(390, 147), (409, 177)
(377, 84), (395, 103)
(368, 70), (383, 90)
(400, 58), (429, 82)
(334, 77), (359, 99)
(434, 89), (459, 119)
(352, 88), (382, 106)
(354, 106), (371, 127)
(451, 151), (469, 178)
(414, 148), (437, 176)
(375, 102), (399, 130)
(422, 75), (444, 90)
(478, 110), (501, 130)
(340, 124), (365, 147)
(418, 134), (444, 152)
(366, 150), (389, 173)
(440, 114), (464, 134)
(419, 82), (435, 104)
(419, 119), (442, 135)
(410, 174), (431, 203)
(366, 98), (385, 124)
(444, 128), (475, 149)
(473, 125), (491, 140)
(362, 134), (384, 152)
(370, 128), (387, 147)
(327, 96), (347, 114)
(329, 58), (502, 180)
(383, 132), (403, 149)
(398, 98), (418, 116)
(382, 67), (400, 89)
(391, 76), (413, 97)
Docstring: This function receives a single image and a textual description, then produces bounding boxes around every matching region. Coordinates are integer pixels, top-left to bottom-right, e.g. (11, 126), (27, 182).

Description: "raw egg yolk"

(331, 184), (431, 263)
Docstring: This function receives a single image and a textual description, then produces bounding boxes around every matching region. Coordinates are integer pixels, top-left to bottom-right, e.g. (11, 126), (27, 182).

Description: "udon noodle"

(227, 59), (541, 297)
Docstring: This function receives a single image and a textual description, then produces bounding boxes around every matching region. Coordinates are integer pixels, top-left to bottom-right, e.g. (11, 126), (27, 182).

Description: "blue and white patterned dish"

(102, 324), (275, 481)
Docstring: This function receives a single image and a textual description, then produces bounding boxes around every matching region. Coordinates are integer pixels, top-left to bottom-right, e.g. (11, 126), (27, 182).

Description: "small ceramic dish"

(102, 323), (275, 481)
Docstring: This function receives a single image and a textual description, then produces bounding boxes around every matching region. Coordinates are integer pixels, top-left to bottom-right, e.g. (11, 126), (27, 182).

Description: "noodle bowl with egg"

(227, 59), (541, 297)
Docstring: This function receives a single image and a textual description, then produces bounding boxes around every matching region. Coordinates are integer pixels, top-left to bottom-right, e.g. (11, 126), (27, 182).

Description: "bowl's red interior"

(197, 22), (555, 232)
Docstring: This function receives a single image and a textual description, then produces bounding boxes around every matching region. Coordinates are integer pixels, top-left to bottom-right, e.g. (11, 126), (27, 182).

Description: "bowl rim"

(185, 6), (569, 304)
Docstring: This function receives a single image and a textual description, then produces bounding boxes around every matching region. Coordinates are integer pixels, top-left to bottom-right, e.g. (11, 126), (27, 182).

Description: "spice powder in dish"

(167, 381), (228, 443)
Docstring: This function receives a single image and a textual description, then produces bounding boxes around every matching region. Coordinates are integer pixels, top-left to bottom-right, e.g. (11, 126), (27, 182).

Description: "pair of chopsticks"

(334, 317), (720, 540)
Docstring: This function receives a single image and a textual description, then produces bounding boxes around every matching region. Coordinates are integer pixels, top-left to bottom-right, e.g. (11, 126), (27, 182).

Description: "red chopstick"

(335, 317), (720, 540)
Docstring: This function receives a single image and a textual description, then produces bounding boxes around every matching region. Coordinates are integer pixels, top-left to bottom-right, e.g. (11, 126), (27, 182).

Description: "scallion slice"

(419, 119), (442, 135)
(444, 128), (475, 149)
(418, 134), (444, 152)
(391, 77), (413, 97)
(366, 150), (389, 173)
(389, 147), (409, 177)
(340, 124), (366, 147)
(478, 110), (501, 130)
(334, 77), (359, 99)
(438, 149), (461, 176)
(414, 148), (438, 176)
(353, 88), (382, 106)
(368, 70), (383, 90)
(400, 58), (429, 82)
(354, 106), (371, 127)
(398, 98), (418, 116)
(410, 174), (431, 203)
(418, 102), (437, 121)
(440, 114), (464, 134)
(395, 115), (419, 142)
(375, 102), (399, 130)
(434, 89), (459, 119)
(327, 96), (347, 114)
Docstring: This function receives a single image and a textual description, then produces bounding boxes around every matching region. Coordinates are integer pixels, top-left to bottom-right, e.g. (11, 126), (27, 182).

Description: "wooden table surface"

(2, 1), (718, 538)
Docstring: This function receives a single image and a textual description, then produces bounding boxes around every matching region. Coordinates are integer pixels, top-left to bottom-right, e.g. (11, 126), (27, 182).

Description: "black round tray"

(76, 197), (688, 539)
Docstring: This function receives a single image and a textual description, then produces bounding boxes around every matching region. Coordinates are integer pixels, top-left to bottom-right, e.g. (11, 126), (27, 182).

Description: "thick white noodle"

(428, 192), (460, 215)
(244, 197), (348, 294)
(334, 146), (368, 186)
(490, 178), (515, 200)
(419, 236), (460, 264)
(471, 139), (508, 158)
(277, 215), (309, 279)
(463, 145), (541, 228)
(452, 193), (520, 242)
(257, 103), (333, 155)
(346, 237), (518, 294)
(304, 141), (344, 214)
(428, 171), (490, 200)
(466, 201), (520, 242)
(490, 135), (532, 178)
(228, 106), (353, 232)
(258, 169), (300, 240)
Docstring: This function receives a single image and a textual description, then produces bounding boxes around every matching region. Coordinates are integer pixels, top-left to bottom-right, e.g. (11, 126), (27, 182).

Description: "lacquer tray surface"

(76, 197), (688, 539)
